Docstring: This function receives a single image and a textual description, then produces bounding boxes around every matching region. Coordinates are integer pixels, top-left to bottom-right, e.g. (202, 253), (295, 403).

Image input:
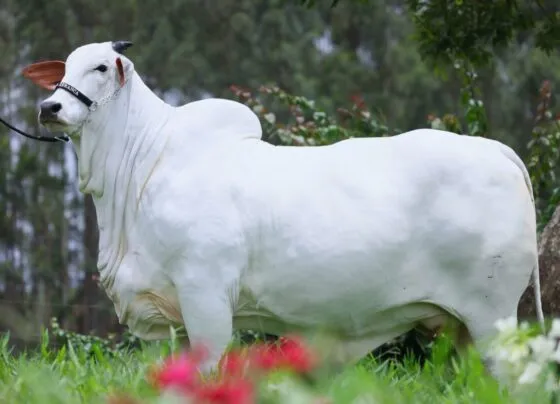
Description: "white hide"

(38, 42), (544, 372)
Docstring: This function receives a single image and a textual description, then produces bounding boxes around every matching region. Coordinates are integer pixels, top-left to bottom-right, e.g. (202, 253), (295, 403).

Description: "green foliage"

(305, 0), (560, 68)
(0, 333), (162, 403)
(406, 0), (536, 67)
(457, 65), (489, 137)
(427, 62), (490, 137)
(526, 80), (560, 229)
(0, 323), (556, 404)
(230, 84), (400, 146)
(46, 317), (143, 358)
(299, 0), (370, 8)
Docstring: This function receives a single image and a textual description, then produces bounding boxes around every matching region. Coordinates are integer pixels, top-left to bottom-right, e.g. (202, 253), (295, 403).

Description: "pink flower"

(148, 345), (207, 394)
(194, 379), (254, 404)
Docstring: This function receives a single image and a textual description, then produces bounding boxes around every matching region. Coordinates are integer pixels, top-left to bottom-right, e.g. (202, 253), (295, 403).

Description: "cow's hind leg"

(444, 301), (521, 380)
(461, 315), (510, 379)
(458, 255), (535, 378)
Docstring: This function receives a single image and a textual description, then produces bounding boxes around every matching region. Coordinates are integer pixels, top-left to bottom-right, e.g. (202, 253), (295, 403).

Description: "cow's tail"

(500, 143), (545, 331)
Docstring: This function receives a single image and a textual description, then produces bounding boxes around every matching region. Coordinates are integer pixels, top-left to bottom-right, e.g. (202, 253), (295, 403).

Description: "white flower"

(549, 319), (560, 339)
(528, 336), (556, 363)
(263, 113), (276, 124)
(488, 343), (531, 387)
(487, 337), (529, 365)
(518, 361), (543, 385)
(495, 317), (518, 334)
(488, 316), (560, 392)
(509, 344), (530, 363)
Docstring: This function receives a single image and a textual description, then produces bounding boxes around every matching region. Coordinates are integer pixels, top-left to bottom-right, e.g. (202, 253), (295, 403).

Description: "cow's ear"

(21, 60), (66, 91)
(115, 57), (134, 87)
(115, 57), (125, 87)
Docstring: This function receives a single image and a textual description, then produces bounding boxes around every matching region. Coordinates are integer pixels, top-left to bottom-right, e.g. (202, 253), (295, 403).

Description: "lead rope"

(0, 115), (69, 143)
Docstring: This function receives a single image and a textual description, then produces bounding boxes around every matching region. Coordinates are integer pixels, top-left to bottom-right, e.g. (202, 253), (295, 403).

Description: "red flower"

(250, 344), (280, 371)
(219, 350), (249, 378)
(251, 335), (317, 374)
(149, 345), (255, 403)
(277, 336), (317, 373)
(148, 345), (207, 394)
(194, 379), (254, 404)
(147, 336), (316, 404)
(350, 94), (366, 110)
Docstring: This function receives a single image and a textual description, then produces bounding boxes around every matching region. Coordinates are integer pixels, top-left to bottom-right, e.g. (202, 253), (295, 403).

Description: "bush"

(45, 317), (143, 358)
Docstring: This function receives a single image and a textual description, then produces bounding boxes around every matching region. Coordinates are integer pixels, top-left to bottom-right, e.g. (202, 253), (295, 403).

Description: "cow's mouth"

(40, 118), (69, 132)
(39, 114), (65, 124)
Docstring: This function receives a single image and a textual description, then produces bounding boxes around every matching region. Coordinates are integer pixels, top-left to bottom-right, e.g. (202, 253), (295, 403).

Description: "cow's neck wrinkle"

(72, 72), (172, 292)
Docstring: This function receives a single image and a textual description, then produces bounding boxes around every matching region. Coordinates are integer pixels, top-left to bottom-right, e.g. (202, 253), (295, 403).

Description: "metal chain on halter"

(89, 77), (130, 113)
(77, 75), (131, 134)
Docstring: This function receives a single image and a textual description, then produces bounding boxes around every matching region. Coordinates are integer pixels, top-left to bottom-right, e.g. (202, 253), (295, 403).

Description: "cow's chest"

(107, 259), (184, 340)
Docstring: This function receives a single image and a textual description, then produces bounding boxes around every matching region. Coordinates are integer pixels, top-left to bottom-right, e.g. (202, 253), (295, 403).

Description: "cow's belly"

(239, 259), (450, 337)
(233, 281), (455, 340)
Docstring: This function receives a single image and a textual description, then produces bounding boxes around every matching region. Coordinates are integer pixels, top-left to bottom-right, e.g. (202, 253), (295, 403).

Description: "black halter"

(55, 82), (97, 111)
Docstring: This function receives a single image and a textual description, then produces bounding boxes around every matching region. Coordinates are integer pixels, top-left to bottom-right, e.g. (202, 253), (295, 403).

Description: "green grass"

(0, 332), (554, 404)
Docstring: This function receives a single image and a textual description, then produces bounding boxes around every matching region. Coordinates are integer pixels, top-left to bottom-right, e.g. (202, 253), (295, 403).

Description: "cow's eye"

(94, 64), (108, 72)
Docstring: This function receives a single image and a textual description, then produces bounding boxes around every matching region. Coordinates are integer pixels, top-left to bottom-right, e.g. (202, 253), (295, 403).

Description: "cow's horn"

(112, 41), (134, 54)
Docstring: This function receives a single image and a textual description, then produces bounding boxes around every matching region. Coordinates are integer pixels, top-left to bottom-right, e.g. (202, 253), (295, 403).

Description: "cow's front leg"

(163, 214), (245, 374)
(174, 280), (234, 374)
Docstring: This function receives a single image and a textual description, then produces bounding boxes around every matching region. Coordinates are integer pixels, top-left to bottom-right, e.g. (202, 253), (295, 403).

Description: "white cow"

(23, 41), (544, 373)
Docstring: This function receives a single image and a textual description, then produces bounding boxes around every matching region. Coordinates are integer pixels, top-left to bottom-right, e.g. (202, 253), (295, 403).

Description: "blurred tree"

(405, 0), (560, 68)
(301, 0), (560, 67)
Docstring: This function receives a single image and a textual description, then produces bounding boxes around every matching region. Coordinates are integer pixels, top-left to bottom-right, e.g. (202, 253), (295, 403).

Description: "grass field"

(0, 322), (556, 404)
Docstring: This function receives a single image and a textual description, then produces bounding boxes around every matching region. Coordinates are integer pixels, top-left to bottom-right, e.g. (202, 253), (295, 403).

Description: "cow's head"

(22, 41), (134, 135)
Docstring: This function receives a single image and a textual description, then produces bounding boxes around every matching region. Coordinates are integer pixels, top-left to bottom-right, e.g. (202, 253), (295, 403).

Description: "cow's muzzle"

(39, 101), (63, 124)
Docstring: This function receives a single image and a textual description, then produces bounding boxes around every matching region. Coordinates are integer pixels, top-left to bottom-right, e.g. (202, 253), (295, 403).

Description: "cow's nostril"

(50, 103), (62, 113)
(39, 101), (62, 120)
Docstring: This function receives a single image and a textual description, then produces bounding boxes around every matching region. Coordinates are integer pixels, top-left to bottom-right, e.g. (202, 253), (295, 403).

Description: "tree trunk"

(518, 204), (560, 321)
(81, 194), (100, 334)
